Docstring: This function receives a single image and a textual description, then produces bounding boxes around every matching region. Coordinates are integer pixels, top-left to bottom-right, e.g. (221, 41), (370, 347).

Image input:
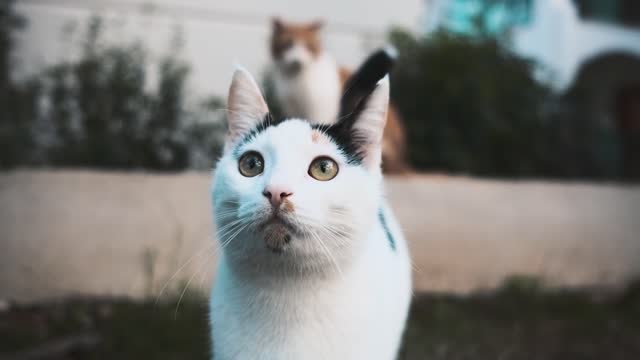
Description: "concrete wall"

(1, 170), (639, 303)
(14, 0), (423, 96)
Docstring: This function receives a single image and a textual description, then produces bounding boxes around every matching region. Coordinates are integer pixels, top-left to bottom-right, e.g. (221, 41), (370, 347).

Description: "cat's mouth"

(259, 215), (297, 253)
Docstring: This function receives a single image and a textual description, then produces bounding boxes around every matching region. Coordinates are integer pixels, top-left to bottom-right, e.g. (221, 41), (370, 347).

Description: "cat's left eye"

(238, 151), (264, 177)
(308, 157), (339, 181)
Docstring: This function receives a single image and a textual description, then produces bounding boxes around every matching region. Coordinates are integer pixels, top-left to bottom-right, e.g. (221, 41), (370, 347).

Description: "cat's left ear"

(351, 77), (389, 170)
(225, 67), (269, 150)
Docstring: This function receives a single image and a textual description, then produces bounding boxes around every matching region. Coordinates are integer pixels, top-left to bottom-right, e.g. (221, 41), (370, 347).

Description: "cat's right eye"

(308, 156), (339, 181)
(238, 151), (264, 177)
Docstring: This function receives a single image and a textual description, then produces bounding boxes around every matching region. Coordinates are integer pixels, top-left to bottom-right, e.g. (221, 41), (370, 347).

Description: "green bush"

(390, 29), (623, 179)
(0, 0), (38, 168)
(1, 13), (224, 171)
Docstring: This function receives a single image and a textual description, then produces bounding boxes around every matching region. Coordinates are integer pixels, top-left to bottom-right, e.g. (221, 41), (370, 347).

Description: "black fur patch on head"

(233, 113), (281, 156)
(314, 48), (396, 164)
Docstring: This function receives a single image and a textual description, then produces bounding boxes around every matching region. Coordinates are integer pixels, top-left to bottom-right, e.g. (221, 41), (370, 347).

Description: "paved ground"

(1, 170), (639, 303)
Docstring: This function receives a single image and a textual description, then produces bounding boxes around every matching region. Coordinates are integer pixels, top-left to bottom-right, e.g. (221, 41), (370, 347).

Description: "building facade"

(423, 0), (640, 178)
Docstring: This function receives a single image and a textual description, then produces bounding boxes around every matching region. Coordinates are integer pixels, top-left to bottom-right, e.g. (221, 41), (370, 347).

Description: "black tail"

(311, 47), (397, 165)
(338, 46), (397, 124)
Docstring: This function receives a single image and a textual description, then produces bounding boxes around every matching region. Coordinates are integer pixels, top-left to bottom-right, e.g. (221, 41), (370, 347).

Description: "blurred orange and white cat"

(269, 18), (410, 173)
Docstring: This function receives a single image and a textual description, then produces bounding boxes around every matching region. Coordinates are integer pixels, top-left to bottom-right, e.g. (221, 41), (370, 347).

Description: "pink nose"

(262, 187), (293, 208)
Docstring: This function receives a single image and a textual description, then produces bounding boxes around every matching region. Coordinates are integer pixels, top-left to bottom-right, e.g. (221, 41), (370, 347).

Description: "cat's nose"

(262, 187), (293, 208)
(284, 60), (302, 74)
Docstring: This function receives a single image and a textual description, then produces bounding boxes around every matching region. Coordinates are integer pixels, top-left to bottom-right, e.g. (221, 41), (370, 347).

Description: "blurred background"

(1, 0), (639, 359)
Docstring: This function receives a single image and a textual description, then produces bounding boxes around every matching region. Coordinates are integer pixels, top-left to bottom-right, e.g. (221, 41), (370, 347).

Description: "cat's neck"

(278, 52), (338, 79)
(222, 224), (374, 286)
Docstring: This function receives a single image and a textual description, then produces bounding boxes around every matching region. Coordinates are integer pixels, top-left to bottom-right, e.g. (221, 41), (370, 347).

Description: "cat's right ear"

(308, 20), (325, 32)
(225, 67), (269, 150)
(272, 17), (284, 32)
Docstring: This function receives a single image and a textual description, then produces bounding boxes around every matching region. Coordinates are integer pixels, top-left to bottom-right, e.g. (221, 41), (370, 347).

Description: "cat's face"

(270, 18), (324, 76)
(212, 68), (388, 275)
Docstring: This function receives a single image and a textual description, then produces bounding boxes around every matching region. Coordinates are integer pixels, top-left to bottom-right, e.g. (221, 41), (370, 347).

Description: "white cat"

(209, 67), (412, 360)
(269, 19), (344, 126)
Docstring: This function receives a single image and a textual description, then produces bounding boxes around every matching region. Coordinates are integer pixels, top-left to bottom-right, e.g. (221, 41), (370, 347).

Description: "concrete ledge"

(1, 170), (639, 303)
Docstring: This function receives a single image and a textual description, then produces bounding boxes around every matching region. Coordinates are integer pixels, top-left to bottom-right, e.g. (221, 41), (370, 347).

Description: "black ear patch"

(233, 113), (282, 156)
(314, 47), (396, 164)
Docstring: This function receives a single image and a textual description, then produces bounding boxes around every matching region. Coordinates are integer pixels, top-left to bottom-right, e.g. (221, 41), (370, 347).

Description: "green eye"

(238, 151), (264, 177)
(308, 157), (339, 181)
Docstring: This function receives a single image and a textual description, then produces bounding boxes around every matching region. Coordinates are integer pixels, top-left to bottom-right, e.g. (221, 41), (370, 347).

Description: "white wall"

(513, 0), (640, 91)
(14, 0), (423, 96)
(421, 0), (640, 91)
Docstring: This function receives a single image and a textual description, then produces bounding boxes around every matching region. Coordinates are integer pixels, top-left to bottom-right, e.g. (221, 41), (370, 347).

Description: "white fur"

(272, 43), (342, 125)
(210, 70), (411, 360)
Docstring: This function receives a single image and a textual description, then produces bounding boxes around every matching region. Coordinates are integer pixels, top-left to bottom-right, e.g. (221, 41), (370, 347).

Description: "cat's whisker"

(291, 211), (353, 248)
(209, 222), (252, 270)
(155, 241), (215, 304)
(317, 233), (350, 254)
(227, 223), (251, 245)
(213, 211), (238, 222)
(320, 231), (350, 249)
(216, 218), (244, 234)
(219, 199), (243, 205)
(320, 221), (353, 237)
(218, 222), (251, 252)
(214, 217), (254, 259)
(214, 206), (240, 215)
(214, 213), (237, 222)
(306, 229), (329, 270)
(215, 217), (250, 238)
(197, 254), (216, 290)
(174, 248), (214, 318)
(174, 218), (255, 318)
(309, 228), (343, 278)
(410, 261), (423, 274)
(213, 206), (242, 217)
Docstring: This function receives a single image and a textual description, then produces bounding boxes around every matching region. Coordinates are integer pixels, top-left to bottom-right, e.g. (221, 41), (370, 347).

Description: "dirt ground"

(1, 279), (639, 360)
(1, 170), (640, 303)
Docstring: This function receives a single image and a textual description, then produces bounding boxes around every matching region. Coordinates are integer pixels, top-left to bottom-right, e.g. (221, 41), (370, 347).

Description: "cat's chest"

(217, 270), (368, 323)
(212, 274), (375, 359)
(274, 57), (341, 124)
